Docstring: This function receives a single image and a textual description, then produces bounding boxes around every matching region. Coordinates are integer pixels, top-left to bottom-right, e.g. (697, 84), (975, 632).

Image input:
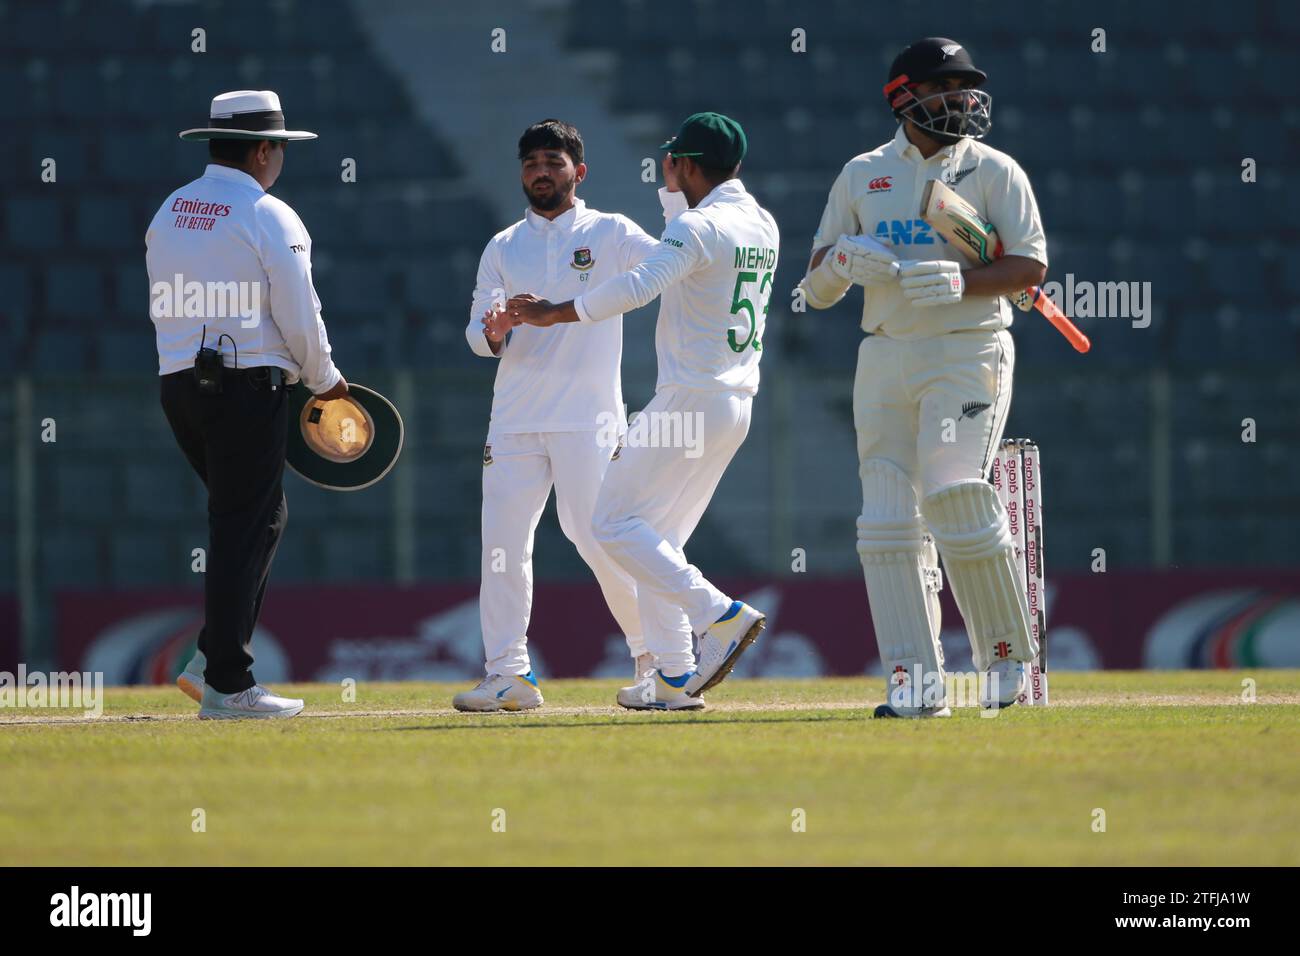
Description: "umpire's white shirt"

(145, 163), (341, 393)
(574, 179), (780, 395)
(813, 126), (1047, 339)
(468, 199), (657, 436)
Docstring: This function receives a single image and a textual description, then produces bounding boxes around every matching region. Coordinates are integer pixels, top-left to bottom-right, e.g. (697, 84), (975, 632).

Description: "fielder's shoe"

(177, 649), (206, 702)
(617, 669), (705, 711)
(982, 659), (1025, 709)
(684, 600), (765, 697)
(198, 684), (304, 720)
(452, 672), (543, 712)
(633, 653), (655, 680)
(873, 703), (952, 718)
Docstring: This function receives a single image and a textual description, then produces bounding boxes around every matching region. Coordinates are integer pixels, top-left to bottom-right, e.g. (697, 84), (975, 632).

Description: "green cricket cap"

(658, 112), (747, 168)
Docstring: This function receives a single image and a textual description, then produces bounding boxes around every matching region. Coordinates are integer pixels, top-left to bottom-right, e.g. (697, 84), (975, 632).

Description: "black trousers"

(160, 368), (289, 694)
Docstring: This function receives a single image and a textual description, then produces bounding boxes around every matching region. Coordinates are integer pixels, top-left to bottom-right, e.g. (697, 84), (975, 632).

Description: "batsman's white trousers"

(853, 329), (1022, 680)
(854, 329), (1014, 495)
(591, 386), (752, 674)
(479, 429), (647, 677)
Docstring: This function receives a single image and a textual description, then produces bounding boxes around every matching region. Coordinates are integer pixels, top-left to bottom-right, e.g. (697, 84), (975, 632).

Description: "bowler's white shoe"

(982, 659), (1025, 709)
(684, 601), (765, 697)
(617, 670), (705, 711)
(177, 649), (206, 702)
(452, 672), (543, 712)
(198, 684), (304, 719)
(634, 653), (655, 680)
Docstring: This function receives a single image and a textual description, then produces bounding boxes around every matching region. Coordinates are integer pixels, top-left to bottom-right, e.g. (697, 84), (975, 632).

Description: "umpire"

(145, 90), (348, 719)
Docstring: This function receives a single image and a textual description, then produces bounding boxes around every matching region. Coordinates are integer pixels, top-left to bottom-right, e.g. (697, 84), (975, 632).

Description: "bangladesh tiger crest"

(570, 247), (594, 271)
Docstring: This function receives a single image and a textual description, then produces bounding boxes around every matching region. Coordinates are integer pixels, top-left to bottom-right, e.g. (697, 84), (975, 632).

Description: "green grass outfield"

(2, 671), (1298, 866)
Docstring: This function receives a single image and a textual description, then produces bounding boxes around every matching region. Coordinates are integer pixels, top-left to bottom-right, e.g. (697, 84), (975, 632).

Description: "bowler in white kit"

(508, 113), (778, 711)
(799, 38), (1047, 716)
(454, 120), (663, 712)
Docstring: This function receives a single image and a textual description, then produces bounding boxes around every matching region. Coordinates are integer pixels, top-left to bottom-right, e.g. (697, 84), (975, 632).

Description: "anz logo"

(872, 219), (945, 247)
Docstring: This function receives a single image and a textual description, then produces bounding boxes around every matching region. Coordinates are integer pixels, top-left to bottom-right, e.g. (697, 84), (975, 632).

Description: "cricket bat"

(920, 178), (1091, 354)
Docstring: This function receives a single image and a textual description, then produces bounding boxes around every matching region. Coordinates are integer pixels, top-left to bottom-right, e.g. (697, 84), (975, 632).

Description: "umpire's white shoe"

(982, 659), (1025, 709)
(684, 601), (765, 697)
(617, 670), (705, 711)
(177, 649), (205, 702)
(198, 684), (304, 719)
(452, 672), (543, 712)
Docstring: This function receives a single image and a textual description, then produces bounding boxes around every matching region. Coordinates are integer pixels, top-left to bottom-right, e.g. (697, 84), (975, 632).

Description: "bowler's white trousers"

(480, 429), (648, 676)
(591, 386), (752, 674)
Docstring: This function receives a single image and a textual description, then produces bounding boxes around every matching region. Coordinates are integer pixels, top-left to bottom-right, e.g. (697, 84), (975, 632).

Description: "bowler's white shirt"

(145, 163), (341, 393)
(574, 179), (780, 394)
(812, 126), (1047, 339)
(467, 199), (658, 434)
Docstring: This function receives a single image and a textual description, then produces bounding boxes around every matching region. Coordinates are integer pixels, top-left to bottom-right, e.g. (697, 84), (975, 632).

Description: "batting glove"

(898, 259), (965, 307)
(828, 234), (900, 287)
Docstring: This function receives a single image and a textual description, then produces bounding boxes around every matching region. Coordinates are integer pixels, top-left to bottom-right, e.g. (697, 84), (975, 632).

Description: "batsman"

(799, 37), (1046, 716)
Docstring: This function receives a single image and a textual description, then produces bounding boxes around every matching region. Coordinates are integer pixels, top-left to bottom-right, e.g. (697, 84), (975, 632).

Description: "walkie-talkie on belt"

(194, 325), (237, 395)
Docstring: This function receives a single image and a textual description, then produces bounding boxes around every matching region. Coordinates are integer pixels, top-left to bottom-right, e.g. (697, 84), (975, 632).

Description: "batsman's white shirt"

(145, 163), (341, 393)
(574, 179), (779, 394)
(467, 199), (657, 436)
(813, 126), (1047, 339)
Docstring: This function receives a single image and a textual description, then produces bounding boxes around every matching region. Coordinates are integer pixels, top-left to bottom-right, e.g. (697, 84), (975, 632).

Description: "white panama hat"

(179, 90), (318, 142)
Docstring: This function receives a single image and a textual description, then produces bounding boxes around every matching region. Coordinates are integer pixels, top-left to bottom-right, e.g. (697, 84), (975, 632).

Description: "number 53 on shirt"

(729, 267), (773, 353)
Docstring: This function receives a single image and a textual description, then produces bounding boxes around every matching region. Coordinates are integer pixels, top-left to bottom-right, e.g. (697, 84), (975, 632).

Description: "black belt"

(165, 366), (285, 389)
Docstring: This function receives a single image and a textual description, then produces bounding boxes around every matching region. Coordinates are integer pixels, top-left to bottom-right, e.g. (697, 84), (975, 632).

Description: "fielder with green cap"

(505, 112), (779, 711)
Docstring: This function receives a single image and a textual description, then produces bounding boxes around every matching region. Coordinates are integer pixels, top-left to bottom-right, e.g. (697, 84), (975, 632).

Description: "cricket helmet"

(884, 37), (992, 144)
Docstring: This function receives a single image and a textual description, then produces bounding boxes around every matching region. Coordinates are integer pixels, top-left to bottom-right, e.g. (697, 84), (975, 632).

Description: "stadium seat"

(44, 263), (103, 320)
(320, 526), (386, 580)
(6, 196), (63, 250)
(40, 529), (103, 589)
(108, 531), (175, 587)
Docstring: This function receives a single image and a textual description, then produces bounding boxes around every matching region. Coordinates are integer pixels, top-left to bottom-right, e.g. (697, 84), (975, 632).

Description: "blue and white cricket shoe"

(617, 669), (706, 711)
(198, 683), (304, 719)
(684, 600), (765, 697)
(452, 672), (544, 712)
(177, 648), (206, 702)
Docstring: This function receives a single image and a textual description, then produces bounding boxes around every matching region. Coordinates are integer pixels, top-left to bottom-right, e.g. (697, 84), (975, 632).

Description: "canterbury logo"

(868, 177), (893, 191)
(482, 444), (493, 466)
(960, 401), (991, 419)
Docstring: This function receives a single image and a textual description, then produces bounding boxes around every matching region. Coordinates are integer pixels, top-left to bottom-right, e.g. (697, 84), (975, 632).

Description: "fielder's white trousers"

(854, 329), (1014, 493)
(480, 429), (646, 677)
(591, 386), (752, 674)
